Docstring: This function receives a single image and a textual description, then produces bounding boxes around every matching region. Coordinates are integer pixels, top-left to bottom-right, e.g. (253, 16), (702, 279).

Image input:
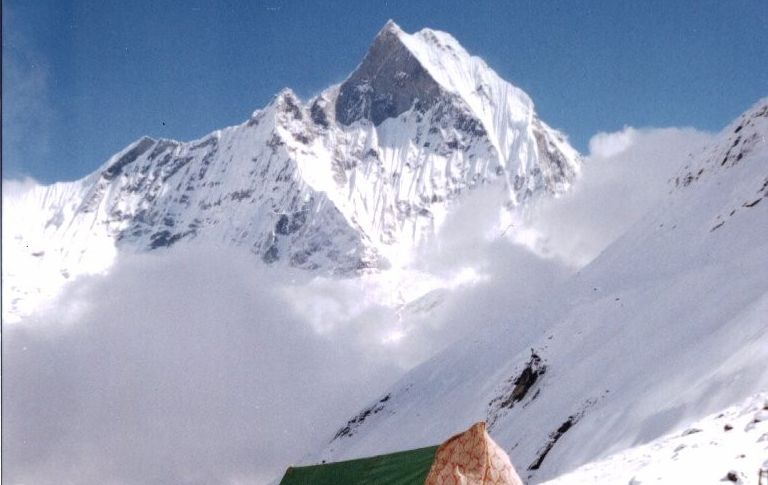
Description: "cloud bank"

(516, 126), (713, 266)
(2, 221), (571, 484)
(3, 248), (401, 484)
(2, 124), (714, 483)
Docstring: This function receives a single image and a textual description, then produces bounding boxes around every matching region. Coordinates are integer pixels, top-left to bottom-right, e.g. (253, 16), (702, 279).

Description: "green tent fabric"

(279, 445), (439, 485)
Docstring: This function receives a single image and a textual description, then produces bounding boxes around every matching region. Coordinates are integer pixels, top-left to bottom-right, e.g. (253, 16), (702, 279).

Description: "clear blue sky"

(3, 0), (767, 183)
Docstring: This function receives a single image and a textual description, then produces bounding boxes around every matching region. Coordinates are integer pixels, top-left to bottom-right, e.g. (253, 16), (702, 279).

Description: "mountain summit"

(336, 20), (443, 126)
(3, 22), (581, 320)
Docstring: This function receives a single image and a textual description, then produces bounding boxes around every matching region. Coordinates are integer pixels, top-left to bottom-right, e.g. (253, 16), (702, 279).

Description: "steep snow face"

(3, 21), (581, 321)
(3, 175), (118, 320)
(2, 97), (379, 321)
(308, 99), (768, 482)
(310, 21), (579, 262)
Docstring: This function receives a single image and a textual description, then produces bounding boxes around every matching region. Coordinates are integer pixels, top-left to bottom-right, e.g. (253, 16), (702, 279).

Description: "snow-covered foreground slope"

(2, 21), (579, 323)
(309, 100), (768, 482)
(542, 392), (768, 485)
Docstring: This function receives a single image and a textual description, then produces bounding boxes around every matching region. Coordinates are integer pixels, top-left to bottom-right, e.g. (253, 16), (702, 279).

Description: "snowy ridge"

(308, 99), (768, 482)
(3, 21), (581, 321)
(396, 21), (573, 172)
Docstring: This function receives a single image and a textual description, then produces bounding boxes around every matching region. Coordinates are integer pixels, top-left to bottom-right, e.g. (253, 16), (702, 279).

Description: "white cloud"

(1, 199), (572, 484)
(1, 176), (40, 199)
(1, 124), (717, 484)
(588, 126), (637, 158)
(2, 247), (402, 484)
(516, 126), (714, 266)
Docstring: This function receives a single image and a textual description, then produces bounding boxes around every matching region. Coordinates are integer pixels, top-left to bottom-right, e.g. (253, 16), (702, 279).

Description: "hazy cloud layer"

(516, 126), (713, 266)
(3, 248), (401, 484)
(2, 226), (571, 484)
(2, 177), (40, 197)
(2, 125), (714, 483)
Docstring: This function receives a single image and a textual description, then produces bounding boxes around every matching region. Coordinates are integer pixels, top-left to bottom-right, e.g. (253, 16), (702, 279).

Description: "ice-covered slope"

(3, 21), (580, 321)
(542, 392), (768, 484)
(310, 99), (768, 482)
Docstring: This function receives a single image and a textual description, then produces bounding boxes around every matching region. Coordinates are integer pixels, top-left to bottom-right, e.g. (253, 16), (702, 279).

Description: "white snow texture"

(3, 21), (767, 485)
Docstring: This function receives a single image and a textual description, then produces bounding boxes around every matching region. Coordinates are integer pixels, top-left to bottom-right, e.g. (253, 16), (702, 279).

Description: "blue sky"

(3, 0), (767, 183)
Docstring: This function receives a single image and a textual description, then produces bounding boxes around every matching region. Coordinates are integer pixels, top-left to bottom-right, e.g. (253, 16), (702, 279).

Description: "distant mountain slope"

(3, 21), (580, 322)
(310, 99), (768, 483)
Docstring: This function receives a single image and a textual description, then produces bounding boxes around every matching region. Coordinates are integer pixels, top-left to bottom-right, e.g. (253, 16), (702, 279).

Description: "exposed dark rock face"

(722, 470), (740, 482)
(262, 243), (279, 264)
(525, 397), (601, 477)
(336, 23), (442, 126)
(507, 351), (546, 405)
(102, 137), (156, 180)
(527, 416), (576, 471)
(149, 229), (187, 249)
(282, 92), (303, 121)
(332, 394), (392, 441)
(532, 121), (578, 192)
(310, 97), (330, 128)
(487, 350), (547, 429)
(275, 210), (307, 236)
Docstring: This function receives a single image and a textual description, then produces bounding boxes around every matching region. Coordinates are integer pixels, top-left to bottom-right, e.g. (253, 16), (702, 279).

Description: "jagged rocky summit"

(4, 21), (580, 319)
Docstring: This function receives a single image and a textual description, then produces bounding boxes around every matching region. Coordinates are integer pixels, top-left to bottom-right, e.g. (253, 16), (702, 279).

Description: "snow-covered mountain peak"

(98, 135), (156, 179)
(401, 24), (530, 109)
(378, 18), (402, 36)
(335, 21), (445, 126)
(336, 21), (535, 136)
(4, 22), (582, 322)
(269, 87), (302, 112)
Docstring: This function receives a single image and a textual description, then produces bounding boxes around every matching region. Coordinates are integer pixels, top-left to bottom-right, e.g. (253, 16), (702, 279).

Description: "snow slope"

(542, 392), (768, 485)
(3, 21), (580, 322)
(7, 20), (766, 484)
(310, 100), (768, 482)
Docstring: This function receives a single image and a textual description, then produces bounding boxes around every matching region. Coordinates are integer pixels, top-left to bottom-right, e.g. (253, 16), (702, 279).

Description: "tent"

(279, 422), (523, 485)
